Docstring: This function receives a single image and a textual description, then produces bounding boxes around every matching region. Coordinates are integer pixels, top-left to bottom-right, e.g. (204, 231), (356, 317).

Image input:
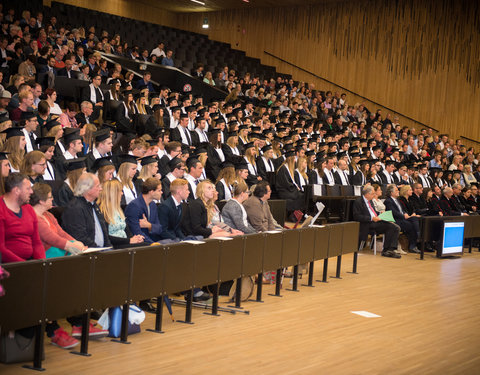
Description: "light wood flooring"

(2, 249), (480, 375)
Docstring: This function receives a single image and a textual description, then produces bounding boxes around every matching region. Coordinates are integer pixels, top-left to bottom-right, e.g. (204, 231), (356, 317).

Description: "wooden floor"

(2, 249), (480, 375)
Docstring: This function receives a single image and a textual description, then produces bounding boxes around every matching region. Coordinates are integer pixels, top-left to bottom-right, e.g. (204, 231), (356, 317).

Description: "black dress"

(275, 165), (305, 211)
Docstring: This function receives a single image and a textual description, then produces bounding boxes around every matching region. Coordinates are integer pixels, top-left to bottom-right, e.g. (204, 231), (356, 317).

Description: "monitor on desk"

(438, 221), (465, 257)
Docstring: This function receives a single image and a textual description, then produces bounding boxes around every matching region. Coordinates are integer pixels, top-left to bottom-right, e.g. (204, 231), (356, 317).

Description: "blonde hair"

(216, 166), (236, 185)
(46, 125), (62, 140)
(245, 147), (257, 166)
(117, 162), (135, 189)
(98, 179), (125, 224)
(138, 161), (156, 181)
(296, 156), (308, 181)
(20, 150), (46, 176)
(279, 155), (296, 178)
(196, 180), (215, 224)
(399, 184), (412, 198)
(2, 136), (25, 171)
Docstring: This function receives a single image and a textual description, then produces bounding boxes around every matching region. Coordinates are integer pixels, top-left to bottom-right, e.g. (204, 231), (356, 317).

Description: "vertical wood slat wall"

(176, 0), (480, 147)
(50, 0), (480, 147)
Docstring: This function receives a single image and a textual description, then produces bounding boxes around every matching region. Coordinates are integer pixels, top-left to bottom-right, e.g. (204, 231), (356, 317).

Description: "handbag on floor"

(0, 330), (44, 364)
(107, 305), (145, 338)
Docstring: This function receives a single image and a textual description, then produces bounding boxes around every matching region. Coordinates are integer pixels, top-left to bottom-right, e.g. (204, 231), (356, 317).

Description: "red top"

(0, 197), (45, 263)
(36, 211), (75, 252)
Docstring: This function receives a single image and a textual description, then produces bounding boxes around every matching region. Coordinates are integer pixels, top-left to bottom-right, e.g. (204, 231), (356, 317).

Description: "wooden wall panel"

(177, 0), (480, 147)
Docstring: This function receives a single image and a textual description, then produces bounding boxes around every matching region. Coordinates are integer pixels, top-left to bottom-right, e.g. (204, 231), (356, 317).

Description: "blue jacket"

(157, 196), (186, 240)
(125, 196), (162, 243)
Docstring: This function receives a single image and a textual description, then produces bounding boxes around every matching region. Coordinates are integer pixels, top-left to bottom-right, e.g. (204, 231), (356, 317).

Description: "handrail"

(264, 50), (439, 132)
(460, 136), (480, 145)
(100, 53), (161, 87)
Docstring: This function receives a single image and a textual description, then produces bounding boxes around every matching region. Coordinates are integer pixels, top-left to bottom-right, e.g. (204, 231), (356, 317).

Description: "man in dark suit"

(75, 100), (98, 126)
(379, 160), (395, 184)
(57, 58), (78, 79)
(158, 141), (182, 177)
(439, 187), (467, 216)
(352, 185), (400, 258)
(170, 113), (193, 147)
(161, 158), (185, 200)
(410, 183), (429, 215)
(384, 184), (420, 253)
(81, 74), (104, 108)
(158, 178), (190, 240)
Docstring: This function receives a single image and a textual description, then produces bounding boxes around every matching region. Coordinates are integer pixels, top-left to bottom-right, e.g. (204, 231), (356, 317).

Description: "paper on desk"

(351, 311), (382, 318)
(182, 240), (206, 245)
(307, 202), (325, 227)
(214, 236), (233, 241)
(354, 186), (362, 196)
(265, 230), (282, 234)
(378, 210), (395, 222)
(82, 247), (112, 253)
(313, 184), (323, 196)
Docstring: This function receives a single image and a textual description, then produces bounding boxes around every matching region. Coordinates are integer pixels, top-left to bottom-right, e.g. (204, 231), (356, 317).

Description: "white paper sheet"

(182, 240), (206, 245)
(350, 310), (382, 318)
(213, 237), (233, 241)
(82, 247), (112, 253)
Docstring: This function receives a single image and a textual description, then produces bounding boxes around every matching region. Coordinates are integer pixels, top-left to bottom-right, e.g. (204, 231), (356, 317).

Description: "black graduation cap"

(1, 127), (24, 139)
(185, 105), (196, 113)
(65, 157), (87, 171)
(116, 154), (138, 166)
(35, 137), (55, 148)
(0, 151), (9, 161)
(249, 133), (260, 140)
(215, 117), (226, 125)
(385, 160), (396, 167)
(170, 105), (181, 112)
(168, 157), (183, 170)
(101, 122), (116, 133)
(337, 151), (347, 158)
(91, 157), (114, 172)
(140, 155), (158, 166)
(208, 128), (221, 135)
(284, 150), (296, 158)
(63, 130), (82, 144)
(227, 131), (238, 138)
(20, 111), (36, 121)
(235, 160), (249, 171)
(146, 138), (159, 147)
(261, 145), (272, 153)
(152, 104), (165, 112)
(238, 124), (248, 131)
(305, 150), (316, 157)
(44, 119), (61, 132)
(93, 129), (111, 143)
(179, 112), (189, 119)
(244, 142), (255, 150)
(181, 145), (190, 155)
(359, 159), (370, 166)
(220, 161), (234, 169)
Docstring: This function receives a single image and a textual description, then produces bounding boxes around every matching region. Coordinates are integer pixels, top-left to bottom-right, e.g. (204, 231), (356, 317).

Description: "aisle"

(2, 250), (480, 375)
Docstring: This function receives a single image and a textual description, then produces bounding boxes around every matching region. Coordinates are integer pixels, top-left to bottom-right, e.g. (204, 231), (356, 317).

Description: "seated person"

(97, 179), (145, 248)
(352, 185), (400, 258)
(31, 183), (86, 257)
(158, 178), (190, 241)
(62, 173), (112, 248)
(30, 182), (87, 349)
(221, 181), (256, 234)
(243, 181), (282, 232)
(0, 173), (45, 262)
(182, 180), (236, 238)
(125, 177), (164, 244)
(440, 187), (468, 216)
(384, 184), (420, 254)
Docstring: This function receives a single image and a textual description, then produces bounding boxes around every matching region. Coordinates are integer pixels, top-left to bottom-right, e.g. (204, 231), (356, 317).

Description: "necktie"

(177, 204), (182, 218)
(269, 160), (274, 171)
(367, 200), (377, 217)
(343, 171), (348, 185)
(195, 179), (200, 185)
(184, 128), (191, 145)
(29, 132), (35, 148)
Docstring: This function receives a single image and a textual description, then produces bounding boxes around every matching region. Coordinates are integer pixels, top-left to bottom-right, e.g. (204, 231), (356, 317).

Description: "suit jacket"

(124, 196), (163, 243)
(170, 126), (192, 146)
(157, 196), (186, 240)
(75, 111), (99, 126)
(439, 195), (462, 216)
(62, 196), (111, 248)
(57, 68), (79, 79)
(352, 197), (377, 241)
(384, 197), (407, 223)
(182, 198), (212, 238)
(221, 199), (256, 234)
(206, 145), (224, 182)
(242, 196), (276, 232)
(275, 165), (300, 200)
(428, 195), (443, 216)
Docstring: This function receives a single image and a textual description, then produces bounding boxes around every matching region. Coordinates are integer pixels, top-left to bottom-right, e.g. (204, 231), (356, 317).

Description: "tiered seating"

(48, 2), (282, 81)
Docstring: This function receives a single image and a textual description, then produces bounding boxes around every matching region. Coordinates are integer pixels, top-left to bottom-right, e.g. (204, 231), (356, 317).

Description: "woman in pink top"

(30, 183), (85, 256)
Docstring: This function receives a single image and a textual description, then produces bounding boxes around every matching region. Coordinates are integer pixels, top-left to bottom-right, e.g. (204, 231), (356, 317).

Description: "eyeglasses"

(34, 162), (47, 167)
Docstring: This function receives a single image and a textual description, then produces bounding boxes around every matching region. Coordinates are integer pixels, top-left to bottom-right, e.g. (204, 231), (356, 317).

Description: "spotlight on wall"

(202, 17), (209, 29)
(191, 0), (206, 5)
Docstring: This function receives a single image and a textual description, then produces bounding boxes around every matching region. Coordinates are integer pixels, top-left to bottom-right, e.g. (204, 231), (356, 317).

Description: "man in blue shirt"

(161, 49), (174, 67)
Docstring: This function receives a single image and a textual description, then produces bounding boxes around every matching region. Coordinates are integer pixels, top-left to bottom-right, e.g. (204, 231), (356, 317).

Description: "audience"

(221, 181), (256, 234)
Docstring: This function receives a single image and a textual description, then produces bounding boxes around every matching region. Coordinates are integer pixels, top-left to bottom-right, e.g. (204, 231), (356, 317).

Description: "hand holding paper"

(378, 210), (395, 222)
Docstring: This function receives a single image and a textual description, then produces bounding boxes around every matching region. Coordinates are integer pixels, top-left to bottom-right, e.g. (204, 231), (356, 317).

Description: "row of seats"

(47, 1), (281, 80)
